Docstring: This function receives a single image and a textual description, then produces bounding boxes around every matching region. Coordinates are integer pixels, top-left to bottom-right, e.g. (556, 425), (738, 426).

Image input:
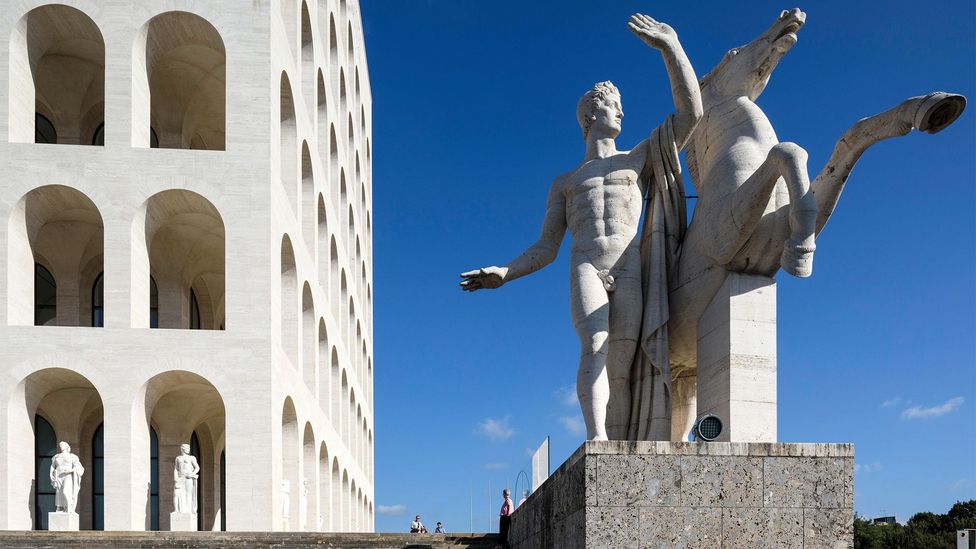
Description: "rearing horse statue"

(665, 8), (966, 439)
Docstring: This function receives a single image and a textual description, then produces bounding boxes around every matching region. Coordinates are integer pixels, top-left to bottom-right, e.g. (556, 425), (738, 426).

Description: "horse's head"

(700, 8), (806, 102)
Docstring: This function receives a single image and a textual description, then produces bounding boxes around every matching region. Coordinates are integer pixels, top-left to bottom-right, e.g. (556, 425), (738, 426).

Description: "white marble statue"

(461, 8), (966, 442)
(50, 441), (84, 513)
(461, 13), (703, 441)
(663, 8), (966, 440)
(173, 443), (200, 514)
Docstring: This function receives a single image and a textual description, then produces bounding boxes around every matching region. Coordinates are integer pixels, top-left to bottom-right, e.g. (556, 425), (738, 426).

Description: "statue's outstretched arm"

(460, 178), (567, 291)
(628, 14), (702, 148)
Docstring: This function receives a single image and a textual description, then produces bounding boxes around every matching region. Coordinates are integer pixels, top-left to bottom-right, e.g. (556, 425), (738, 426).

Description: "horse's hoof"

(914, 92), (966, 134)
(781, 242), (815, 278)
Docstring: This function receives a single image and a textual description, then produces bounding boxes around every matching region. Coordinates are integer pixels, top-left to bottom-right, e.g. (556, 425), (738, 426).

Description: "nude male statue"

(461, 14), (702, 440)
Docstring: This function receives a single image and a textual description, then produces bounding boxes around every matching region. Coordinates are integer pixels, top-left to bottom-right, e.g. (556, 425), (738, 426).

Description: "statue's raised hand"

(460, 266), (508, 292)
(628, 13), (677, 51)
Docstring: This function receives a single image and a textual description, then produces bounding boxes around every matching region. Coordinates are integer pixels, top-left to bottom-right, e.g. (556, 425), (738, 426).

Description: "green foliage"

(854, 500), (976, 548)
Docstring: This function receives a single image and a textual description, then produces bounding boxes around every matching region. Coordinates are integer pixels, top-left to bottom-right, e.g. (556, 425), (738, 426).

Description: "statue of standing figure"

(173, 443), (200, 514)
(461, 13), (703, 441)
(50, 442), (84, 513)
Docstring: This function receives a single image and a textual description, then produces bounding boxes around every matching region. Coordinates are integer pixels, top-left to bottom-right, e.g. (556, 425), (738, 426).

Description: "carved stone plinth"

(47, 512), (79, 531)
(169, 512), (197, 532)
(508, 441), (853, 549)
(697, 272), (777, 442)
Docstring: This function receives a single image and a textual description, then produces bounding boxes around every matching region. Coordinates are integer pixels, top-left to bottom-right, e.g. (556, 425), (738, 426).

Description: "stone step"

(0, 532), (505, 549)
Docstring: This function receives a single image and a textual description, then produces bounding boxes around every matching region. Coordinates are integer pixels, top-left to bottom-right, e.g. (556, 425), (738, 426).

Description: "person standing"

(499, 489), (514, 542)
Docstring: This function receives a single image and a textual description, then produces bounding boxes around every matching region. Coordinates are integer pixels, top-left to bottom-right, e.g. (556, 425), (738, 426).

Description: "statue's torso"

(562, 153), (644, 269)
(52, 453), (75, 474)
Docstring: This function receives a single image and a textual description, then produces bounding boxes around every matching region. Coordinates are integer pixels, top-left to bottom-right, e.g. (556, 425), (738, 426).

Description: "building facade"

(0, 0), (373, 532)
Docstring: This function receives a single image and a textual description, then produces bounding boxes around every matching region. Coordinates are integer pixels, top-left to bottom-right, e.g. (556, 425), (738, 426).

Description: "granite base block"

(509, 441), (853, 549)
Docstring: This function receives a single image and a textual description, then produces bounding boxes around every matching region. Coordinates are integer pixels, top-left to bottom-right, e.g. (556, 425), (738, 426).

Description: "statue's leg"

(605, 256), (642, 440)
(570, 261), (611, 441)
(813, 92), (966, 235)
(670, 367), (696, 441)
(712, 142), (816, 277)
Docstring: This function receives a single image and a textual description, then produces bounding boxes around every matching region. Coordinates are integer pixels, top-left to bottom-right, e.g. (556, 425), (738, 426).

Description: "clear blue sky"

(361, 0), (975, 532)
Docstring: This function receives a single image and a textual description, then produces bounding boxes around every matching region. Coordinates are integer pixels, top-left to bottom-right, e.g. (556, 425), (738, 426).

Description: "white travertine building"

(0, 0), (374, 532)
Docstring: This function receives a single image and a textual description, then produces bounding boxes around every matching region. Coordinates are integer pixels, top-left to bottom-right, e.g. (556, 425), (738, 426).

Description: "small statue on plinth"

(48, 441), (84, 531)
(170, 443), (200, 531)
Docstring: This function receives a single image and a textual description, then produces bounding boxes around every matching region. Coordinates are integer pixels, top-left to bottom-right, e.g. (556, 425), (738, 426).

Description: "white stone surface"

(47, 512), (79, 532)
(696, 273), (776, 442)
(0, 0), (374, 532)
(169, 512), (196, 532)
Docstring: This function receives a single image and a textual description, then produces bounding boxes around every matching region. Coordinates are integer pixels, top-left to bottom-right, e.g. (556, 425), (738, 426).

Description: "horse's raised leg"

(712, 142), (817, 277)
(813, 92), (966, 235)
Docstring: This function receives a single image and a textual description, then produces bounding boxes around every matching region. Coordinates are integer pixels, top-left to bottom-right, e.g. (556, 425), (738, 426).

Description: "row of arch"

(281, 397), (372, 532)
(281, 234), (372, 407)
(18, 368), (225, 530)
(9, 185), (225, 329)
(11, 5), (226, 149)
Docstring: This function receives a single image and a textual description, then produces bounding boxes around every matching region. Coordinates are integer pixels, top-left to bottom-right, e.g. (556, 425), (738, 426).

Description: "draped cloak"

(626, 115), (687, 441)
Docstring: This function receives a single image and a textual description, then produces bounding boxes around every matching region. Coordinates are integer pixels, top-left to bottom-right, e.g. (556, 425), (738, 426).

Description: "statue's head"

(576, 81), (622, 140)
(58, 441), (70, 453)
(699, 8), (806, 102)
(180, 443), (190, 454)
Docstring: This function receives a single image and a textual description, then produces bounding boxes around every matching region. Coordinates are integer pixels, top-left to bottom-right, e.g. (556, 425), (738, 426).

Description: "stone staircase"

(0, 532), (505, 548)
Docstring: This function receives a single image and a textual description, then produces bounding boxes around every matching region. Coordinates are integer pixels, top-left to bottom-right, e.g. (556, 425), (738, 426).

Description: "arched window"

(219, 450), (226, 531)
(35, 113), (57, 144)
(191, 431), (202, 530)
(150, 427), (159, 530)
(136, 12), (225, 149)
(34, 264), (57, 326)
(92, 423), (104, 529)
(190, 289), (201, 329)
(92, 273), (104, 327)
(150, 276), (159, 329)
(34, 415), (57, 530)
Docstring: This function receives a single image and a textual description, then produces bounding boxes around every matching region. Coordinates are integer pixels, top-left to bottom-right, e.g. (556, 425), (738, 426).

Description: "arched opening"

(7, 186), (103, 326)
(135, 12), (225, 149)
(302, 282), (315, 390)
(280, 235), (299, 366)
(91, 423), (103, 529)
(331, 349), (341, 422)
(91, 273), (103, 327)
(340, 271), (348, 344)
(346, 22), (354, 65)
(300, 2), (314, 115)
(328, 14), (338, 82)
(9, 369), (104, 530)
(329, 126), (339, 193)
(281, 397), (299, 531)
(360, 104), (366, 137)
(9, 5), (104, 145)
(355, 68), (361, 106)
(280, 73), (298, 216)
(143, 190), (225, 329)
(318, 443), (330, 531)
(355, 406), (363, 468)
(367, 429), (373, 480)
(348, 390), (356, 456)
(142, 371), (225, 531)
(339, 172), (348, 247)
(301, 142), (315, 255)
(338, 69), (347, 115)
(330, 459), (341, 531)
(317, 71), (329, 159)
(329, 237), (339, 305)
(347, 207), (355, 263)
(341, 470), (349, 531)
(301, 423), (315, 531)
(350, 480), (358, 531)
(318, 319), (329, 405)
(346, 114), (355, 161)
(317, 195), (329, 293)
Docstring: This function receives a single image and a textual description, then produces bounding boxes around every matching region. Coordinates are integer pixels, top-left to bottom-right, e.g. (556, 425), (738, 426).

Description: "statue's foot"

(912, 92), (966, 134)
(781, 239), (815, 278)
(590, 434), (609, 441)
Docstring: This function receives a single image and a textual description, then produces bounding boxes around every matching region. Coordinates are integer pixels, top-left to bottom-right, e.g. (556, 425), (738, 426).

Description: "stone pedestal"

(697, 272), (777, 442)
(509, 441), (853, 549)
(47, 512), (79, 531)
(170, 512), (197, 532)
